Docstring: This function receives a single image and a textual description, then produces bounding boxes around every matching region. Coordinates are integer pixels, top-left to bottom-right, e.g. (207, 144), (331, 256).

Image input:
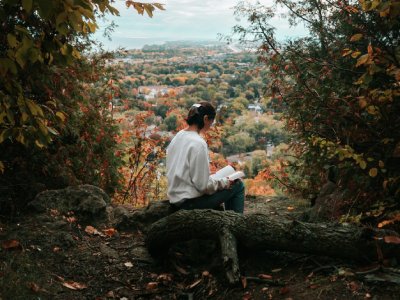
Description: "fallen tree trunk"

(146, 209), (400, 284)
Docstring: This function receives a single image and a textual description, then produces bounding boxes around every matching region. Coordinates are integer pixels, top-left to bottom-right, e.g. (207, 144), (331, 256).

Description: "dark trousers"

(179, 181), (245, 213)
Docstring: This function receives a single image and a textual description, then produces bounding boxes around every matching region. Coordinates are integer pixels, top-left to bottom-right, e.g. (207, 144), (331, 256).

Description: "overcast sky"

(94, 0), (307, 50)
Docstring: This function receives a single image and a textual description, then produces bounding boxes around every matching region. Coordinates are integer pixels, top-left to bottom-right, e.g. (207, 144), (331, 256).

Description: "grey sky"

(95, 0), (307, 50)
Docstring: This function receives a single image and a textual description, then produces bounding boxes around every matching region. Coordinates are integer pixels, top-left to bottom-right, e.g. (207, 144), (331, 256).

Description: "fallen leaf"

(242, 291), (252, 300)
(365, 293), (372, 298)
(85, 225), (102, 236)
(309, 284), (319, 289)
(53, 246), (61, 252)
(241, 276), (247, 288)
(188, 279), (202, 289)
(124, 262), (133, 268)
(106, 291), (115, 298)
(202, 270), (210, 277)
(62, 281), (87, 290)
(287, 206), (295, 211)
(146, 282), (158, 290)
(258, 274), (273, 280)
(174, 264), (189, 275)
(279, 286), (290, 295)
(1, 239), (21, 250)
(103, 228), (117, 237)
(348, 281), (359, 292)
(66, 216), (77, 223)
(157, 273), (173, 284)
(271, 268), (282, 273)
(384, 236), (400, 244)
(29, 282), (40, 292)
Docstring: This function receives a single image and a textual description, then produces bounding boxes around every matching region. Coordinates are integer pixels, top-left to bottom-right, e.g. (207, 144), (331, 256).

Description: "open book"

(210, 165), (245, 181)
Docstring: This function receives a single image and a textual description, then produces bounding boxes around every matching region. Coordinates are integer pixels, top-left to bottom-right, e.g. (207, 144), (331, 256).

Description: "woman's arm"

(189, 145), (229, 195)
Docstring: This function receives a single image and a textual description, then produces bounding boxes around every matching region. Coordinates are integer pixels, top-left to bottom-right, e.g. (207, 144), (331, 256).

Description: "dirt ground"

(1, 196), (400, 299)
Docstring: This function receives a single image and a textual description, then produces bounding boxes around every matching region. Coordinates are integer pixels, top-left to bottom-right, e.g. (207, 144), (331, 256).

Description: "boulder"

(28, 184), (110, 219)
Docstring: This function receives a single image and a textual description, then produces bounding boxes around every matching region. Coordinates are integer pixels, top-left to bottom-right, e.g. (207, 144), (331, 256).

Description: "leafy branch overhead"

(126, 1), (165, 17)
(0, 0), (165, 174)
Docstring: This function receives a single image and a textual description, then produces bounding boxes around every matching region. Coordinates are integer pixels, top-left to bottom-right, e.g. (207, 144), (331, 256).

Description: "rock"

(28, 185), (110, 219)
(100, 243), (119, 259)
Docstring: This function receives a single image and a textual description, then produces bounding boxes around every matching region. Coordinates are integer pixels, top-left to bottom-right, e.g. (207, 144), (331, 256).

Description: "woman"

(166, 101), (245, 213)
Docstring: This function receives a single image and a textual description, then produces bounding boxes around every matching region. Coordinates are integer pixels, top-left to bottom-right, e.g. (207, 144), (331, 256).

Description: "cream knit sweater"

(166, 130), (229, 204)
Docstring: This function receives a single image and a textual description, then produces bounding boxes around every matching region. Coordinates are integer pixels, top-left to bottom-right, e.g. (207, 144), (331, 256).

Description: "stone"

(28, 185), (110, 219)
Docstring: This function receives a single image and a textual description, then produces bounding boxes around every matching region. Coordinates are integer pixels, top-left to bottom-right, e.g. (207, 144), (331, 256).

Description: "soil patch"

(1, 196), (399, 299)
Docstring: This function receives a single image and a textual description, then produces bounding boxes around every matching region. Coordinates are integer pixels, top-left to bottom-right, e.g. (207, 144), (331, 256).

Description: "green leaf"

(22, 0), (33, 13)
(7, 34), (18, 48)
(26, 100), (44, 117)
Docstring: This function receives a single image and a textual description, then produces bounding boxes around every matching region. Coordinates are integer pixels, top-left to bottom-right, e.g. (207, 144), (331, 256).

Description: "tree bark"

(145, 209), (400, 284)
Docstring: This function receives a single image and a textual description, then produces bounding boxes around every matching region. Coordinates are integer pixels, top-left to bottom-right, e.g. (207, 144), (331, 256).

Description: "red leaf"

(384, 236), (400, 244)
(1, 239), (21, 250)
(258, 274), (273, 280)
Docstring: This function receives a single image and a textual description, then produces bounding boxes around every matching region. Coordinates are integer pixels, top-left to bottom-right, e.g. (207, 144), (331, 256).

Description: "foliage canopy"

(233, 0), (400, 214)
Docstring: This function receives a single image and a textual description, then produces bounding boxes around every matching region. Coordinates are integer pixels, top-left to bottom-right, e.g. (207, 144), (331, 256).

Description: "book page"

(210, 165), (235, 180)
(227, 171), (245, 181)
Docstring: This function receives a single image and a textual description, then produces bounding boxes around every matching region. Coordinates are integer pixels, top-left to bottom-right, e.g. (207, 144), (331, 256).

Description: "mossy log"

(145, 209), (400, 284)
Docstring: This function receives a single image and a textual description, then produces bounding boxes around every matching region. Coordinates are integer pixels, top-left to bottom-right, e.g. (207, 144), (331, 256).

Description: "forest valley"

(0, 0), (399, 299)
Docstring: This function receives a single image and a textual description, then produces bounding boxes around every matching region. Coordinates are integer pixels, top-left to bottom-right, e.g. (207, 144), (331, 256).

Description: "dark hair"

(186, 101), (216, 130)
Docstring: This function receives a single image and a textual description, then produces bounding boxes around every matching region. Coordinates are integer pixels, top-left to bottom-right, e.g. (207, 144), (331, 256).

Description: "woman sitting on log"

(166, 101), (245, 213)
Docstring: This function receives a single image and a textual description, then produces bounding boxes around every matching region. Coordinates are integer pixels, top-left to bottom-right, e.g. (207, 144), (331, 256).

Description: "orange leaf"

(102, 228), (117, 237)
(350, 33), (363, 42)
(383, 236), (400, 244)
(29, 282), (40, 292)
(258, 274), (273, 280)
(188, 279), (202, 289)
(146, 282), (158, 290)
(241, 276), (247, 288)
(1, 239), (21, 250)
(62, 281), (87, 290)
(84, 225), (102, 236)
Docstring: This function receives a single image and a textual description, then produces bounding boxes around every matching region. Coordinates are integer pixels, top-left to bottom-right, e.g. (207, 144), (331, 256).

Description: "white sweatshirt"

(166, 130), (229, 204)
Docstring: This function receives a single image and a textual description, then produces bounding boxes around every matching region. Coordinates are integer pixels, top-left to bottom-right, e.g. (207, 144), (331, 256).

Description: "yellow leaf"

(379, 160), (384, 168)
(369, 168), (378, 177)
(351, 51), (361, 58)
(350, 33), (363, 42)
(366, 105), (378, 115)
(359, 160), (367, 170)
(356, 54), (369, 67)
(56, 111), (66, 122)
(35, 140), (45, 148)
(380, 8), (390, 17)
(342, 49), (352, 57)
